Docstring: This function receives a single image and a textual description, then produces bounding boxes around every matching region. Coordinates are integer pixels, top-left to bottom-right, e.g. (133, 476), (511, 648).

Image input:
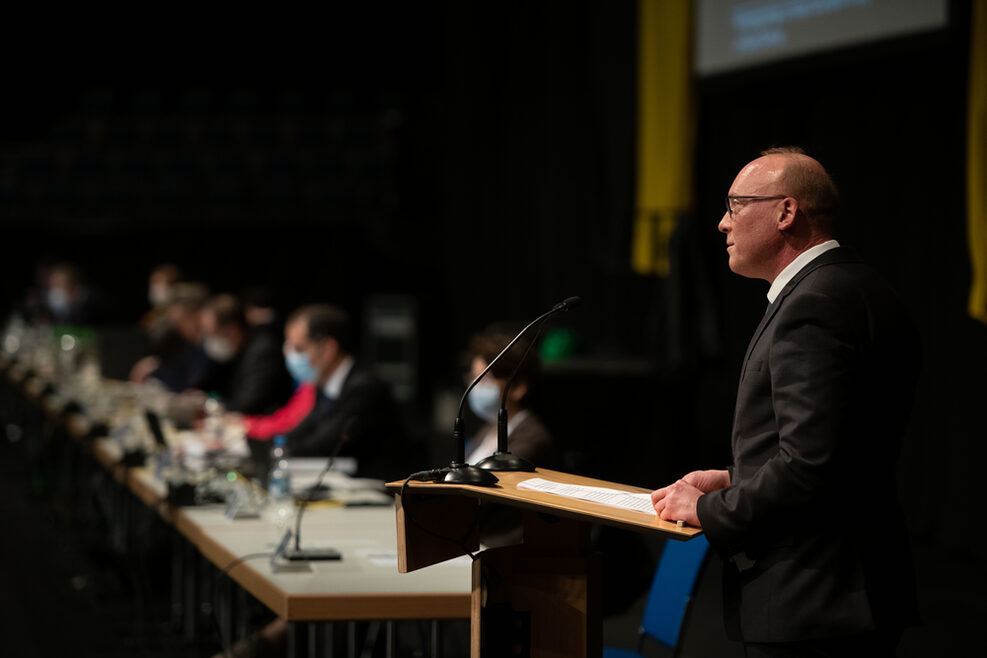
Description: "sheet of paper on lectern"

(517, 477), (656, 515)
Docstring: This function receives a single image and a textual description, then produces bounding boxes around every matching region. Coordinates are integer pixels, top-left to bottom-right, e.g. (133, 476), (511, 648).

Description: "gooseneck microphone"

(476, 296), (581, 472)
(438, 296), (582, 486)
(282, 417), (357, 561)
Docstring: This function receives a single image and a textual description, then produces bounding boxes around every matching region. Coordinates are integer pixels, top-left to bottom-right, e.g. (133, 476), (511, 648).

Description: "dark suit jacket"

(223, 327), (293, 415)
(195, 328), (292, 415)
(474, 412), (557, 469)
(696, 247), (920, 643)
(150, 339), (212, 393)
(285, 363), (407, 480)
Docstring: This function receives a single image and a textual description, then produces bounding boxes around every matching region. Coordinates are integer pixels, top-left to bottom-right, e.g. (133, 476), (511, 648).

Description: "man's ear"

(325, 337), (341, 361)
(777, 197), (799, 231)
(509, 380), (528, 403)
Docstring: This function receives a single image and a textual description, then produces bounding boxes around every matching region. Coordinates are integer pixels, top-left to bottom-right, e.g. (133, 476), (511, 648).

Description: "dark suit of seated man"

(197, 293), (293, 415)
(280, 304), (407, 481)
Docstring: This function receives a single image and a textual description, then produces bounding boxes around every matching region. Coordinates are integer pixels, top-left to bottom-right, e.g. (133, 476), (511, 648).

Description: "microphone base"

(475, 452), (536, 472)
(284, 546), (342, 561)
(438, 464), (499, 486)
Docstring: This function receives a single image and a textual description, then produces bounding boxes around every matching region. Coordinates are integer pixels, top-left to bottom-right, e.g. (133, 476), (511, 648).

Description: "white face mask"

(148, 284), (171, 307)
(203, 336), (237, 363)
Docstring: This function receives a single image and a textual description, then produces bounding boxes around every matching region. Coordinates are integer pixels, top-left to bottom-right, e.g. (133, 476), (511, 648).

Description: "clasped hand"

(650, 469), (730, 528)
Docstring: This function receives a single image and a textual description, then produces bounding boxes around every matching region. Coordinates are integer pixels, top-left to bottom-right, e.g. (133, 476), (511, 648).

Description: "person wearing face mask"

(140, 263), (182, 348)
(278, 304), (407, 481)
(239, 303), (320, 441)
(194, 294), (292, 415)
(463, 330), (556, 469)
(132, 282), (213, 391)
(44, 262), (113, 325)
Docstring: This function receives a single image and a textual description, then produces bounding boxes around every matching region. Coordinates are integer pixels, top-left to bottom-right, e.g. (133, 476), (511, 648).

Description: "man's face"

(48, 269), (77, 303)
(167, 305), (200, 342)
(149, 272), (174, 306)
(284, 319), (337, 382)
(200, 310), (242, 362)
(469, 356), (505, 392)
(200, 310), (242, 348)
(717, 158), (788, 281)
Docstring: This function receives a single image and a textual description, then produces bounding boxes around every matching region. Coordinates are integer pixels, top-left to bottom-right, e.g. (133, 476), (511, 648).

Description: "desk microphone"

(476, 296), (580, 472)
(282, 417), (356, 561)
(438, 296), (582, 486)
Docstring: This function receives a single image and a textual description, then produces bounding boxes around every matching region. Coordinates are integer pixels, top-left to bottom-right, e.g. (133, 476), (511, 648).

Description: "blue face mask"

(47, 288), (70, 318)
(284, 350), (317, 384)
(468, 381), (501, 422)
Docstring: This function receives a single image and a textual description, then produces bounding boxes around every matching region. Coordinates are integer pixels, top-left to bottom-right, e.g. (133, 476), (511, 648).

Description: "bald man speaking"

(651, 147), (920, 657)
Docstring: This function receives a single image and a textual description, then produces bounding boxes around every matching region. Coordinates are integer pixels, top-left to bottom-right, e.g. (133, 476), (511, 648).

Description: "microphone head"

(555, 296), (582, 311)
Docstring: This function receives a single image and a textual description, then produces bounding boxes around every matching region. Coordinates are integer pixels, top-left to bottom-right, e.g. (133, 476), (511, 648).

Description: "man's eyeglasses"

(724, 195), (790, 218)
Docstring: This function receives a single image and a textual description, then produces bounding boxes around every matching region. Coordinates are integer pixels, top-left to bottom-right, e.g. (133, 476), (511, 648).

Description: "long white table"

(1, 356), (472, 657)
(90, 437), (472, 622)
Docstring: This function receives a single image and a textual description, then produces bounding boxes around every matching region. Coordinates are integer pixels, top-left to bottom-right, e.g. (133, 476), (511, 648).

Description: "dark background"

(1, 2), (984, 654)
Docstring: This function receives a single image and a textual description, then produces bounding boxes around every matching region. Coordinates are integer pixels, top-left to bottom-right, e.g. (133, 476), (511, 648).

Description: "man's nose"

(718, 212), (731, 234)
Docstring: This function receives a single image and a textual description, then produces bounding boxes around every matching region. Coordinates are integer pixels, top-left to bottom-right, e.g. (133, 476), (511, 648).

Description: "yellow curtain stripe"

(633, 0), (695, 277)
(969, 0), (987, 324)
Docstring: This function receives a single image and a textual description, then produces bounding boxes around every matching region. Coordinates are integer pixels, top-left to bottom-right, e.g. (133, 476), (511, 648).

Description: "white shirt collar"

(767, 240), (840, 303)
(323, 356), (355, 399)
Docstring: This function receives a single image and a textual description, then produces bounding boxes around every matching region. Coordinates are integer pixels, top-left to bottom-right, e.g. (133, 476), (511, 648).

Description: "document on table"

(517, 478), (656, 515)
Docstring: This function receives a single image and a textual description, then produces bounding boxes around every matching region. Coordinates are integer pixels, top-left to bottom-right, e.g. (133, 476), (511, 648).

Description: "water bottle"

(268, 435), (293, 529)
(203, 396), (225, 447)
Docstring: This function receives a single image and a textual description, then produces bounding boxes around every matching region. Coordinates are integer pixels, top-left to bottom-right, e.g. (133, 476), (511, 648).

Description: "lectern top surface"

(388, 468), (702, 540)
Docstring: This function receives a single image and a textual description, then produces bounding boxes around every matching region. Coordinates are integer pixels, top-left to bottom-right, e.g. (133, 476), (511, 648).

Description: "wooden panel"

(396, 490), (481, 572)
(471, 546), (602, 658)
(285, 592), (470, 620)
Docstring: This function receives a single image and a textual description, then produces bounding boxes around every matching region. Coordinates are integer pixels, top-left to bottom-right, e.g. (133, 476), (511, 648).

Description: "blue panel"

(641, 535), (710, 647)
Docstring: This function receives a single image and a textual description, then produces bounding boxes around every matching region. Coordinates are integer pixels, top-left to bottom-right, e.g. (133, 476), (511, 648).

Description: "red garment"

(242, 383), (316, 440)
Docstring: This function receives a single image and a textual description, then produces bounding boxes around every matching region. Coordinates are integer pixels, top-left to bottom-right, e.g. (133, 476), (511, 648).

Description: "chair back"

(640, 534), (710, 649)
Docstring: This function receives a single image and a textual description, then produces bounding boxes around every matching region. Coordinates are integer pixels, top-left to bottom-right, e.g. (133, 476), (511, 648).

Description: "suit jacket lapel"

(744, 301), (781, 364)
(742, 247), (856, 364)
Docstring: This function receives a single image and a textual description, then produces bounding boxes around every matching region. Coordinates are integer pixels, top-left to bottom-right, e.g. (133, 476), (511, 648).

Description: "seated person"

(130, 282), (212, 392)
(279, 304), (407, 481)
(241, 285), (281, 335)
(240, 382), (316, 441)
(240, 308), (319, 440)
(141, 263), (182, 350)
(464, 330), (556, 468)
(45, 262), (114, 325)
(196, 293), (293, 415)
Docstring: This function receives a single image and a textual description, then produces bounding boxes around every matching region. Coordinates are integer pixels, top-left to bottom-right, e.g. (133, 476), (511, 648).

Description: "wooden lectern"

(388, 468), (702, 657)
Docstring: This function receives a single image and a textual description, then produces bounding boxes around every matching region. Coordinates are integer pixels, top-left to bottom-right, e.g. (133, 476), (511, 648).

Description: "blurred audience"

(140, 263), (183, 350)
(464, 329), (556, 468)
(130, 281), (212, 392)
(279, 304), (407, 480)
(241, 285), (280, 334)
(195, 293), (292, 415)
(44, 262), (114, 325)
(15, 258), (56, 324)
